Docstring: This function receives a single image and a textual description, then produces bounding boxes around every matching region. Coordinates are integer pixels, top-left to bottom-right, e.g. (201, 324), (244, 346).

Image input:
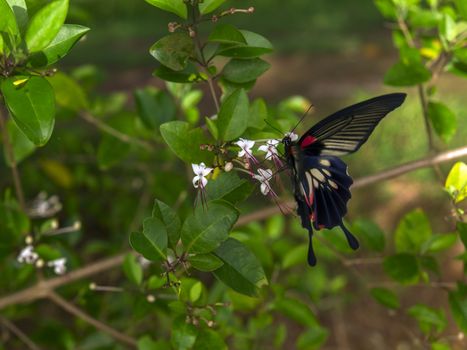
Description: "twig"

(80, 111), (154, 152)
(0, 316), (42, 350)
(0, 254), (125, 309)
(417, 84), (436, 152)
(48, 292), (137, 348)
(0, 106), (26, 210)
(1, 146), (467, 310)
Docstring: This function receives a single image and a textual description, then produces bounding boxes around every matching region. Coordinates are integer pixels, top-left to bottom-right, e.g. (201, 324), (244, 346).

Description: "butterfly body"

(282, 93), (407, 266)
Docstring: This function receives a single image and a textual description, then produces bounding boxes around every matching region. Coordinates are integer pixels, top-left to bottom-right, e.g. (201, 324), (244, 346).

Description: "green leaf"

(0, 198), (29, 258)
(457, 222), (467, 248)
(383, 253), (420, 284)
(213, 238), (268, 296)
(222, 58), (270, 84)
(448, 283), (467, 332)
(153, 63), (204, 83)
(25, 0), (69, 53)
(199, 0), (226, 15)
(217, 89), (249, 141)
(138, 335), (169, 350)
(160, 121), (211, 163)
(171, 316), (198, 350)
(274, 298), (318, 327)
(149, 33), (194, 71)
(123, 254), (143, 286)
(129, 217), (168, 261)
(445, 162), (467, 203)
(282, 244), (308, 269)
(431, 342), (452, 350)
(296, 326), (329, 350)
(216, 30), (273, 58)
(29, 24), (90, 67)
(205, 116), (218, 140)
(426, 233), (457, 253)
(205, 172), (253, 204)
(408, 304), (447, 335)
(248, 98), (268, 130)
(135, 88), (176, 130)
(208, 24), (246, 44)
(384, 60), (431, 86)
(394, 209), (432, 253)
(428, 101), (457, 143)
(374, 0), (397, 20)
(189, 281), (202, 303)
(6, 0), (28, 33)
(0, 0), (20, 39)
(181, 201), (239, 254)
(96, 114), (134, 170)
(408, 9), (441, 28)
(47, 72), (89, 111)
(352, 219), (385, 252)
(370, 288), (400, 309)
(145, 0), (187, 19)
(188, 253), (223, 271)
(193, 328), (227, 350)
(1, 76), (55, 146)
(456, 0), (467, 19)
(152, 199), (181, 250)
(5, 119), (36, 165)
(439, 12), (457, 45)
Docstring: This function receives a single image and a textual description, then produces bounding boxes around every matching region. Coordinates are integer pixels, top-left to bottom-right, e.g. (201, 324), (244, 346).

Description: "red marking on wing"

(300, 135), (316, 149)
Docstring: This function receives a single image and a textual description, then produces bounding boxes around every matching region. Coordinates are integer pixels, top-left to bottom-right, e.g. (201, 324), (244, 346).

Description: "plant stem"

(48, 292), (137, 348)
(0, 105), (26, 210)
(0, 316), (42, 350)
(80, 111), (154, 152)
(417, 84), (436, 152)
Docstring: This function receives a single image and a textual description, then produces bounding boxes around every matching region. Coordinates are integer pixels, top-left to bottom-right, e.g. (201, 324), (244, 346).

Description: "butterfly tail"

(340, 223), (359, 250)
(307, 228), (317, 266)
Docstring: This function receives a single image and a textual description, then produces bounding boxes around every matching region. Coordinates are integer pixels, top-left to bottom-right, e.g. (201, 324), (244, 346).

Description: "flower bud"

(224, 162), (233, 172)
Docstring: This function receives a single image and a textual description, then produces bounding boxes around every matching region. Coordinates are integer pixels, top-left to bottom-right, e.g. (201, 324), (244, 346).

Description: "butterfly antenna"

(264, 119), (284, 136)
(291, 103), (314, 133)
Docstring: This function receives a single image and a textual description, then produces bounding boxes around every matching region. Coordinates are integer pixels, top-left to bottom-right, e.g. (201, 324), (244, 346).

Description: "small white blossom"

(285, 132), (299, 141)
(254, 168), (274, 195)
(258, 139), (280, 160)
(48, 257), (67, 275)
(192, 163), (213, 189)
(17, 245), (39, 264)
(235, 138), (255, 158)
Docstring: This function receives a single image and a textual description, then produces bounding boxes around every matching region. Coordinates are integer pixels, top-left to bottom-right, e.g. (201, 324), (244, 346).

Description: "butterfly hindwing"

(298, 93), (406, 156)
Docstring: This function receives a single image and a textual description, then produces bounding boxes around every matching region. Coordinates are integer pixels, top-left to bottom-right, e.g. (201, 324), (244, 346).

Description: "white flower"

(48, 257), (67, 275)
(254, 168), (274, 195)
(258, 139), (280, 160)
(285, 132), (299, 141)
(235, 138), (255, 158)
(17, 245), (39, 264)
(192, 163), (213, 189)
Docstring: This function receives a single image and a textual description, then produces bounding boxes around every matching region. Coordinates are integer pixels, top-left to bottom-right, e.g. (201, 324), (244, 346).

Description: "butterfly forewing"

(299, 93), (406, 156)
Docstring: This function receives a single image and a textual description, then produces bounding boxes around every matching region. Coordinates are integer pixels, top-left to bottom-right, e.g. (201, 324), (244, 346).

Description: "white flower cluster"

(190, 132), (298, 197)
(17, 245), (67, 275)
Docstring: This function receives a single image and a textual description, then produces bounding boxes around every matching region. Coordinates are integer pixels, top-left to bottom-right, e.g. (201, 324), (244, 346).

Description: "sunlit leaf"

(408, 304), (447, 335)
(445, 162), (467, 203)
(199, 0), (226, 15)
(25, 0), (69, 53)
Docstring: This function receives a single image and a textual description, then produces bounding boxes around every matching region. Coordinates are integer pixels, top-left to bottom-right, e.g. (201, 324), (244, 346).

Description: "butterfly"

(281, 93), (406, 266)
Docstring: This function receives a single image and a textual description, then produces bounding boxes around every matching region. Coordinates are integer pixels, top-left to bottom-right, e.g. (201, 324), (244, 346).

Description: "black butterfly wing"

(294, 155), (359, 265)
(298, 93), (406, 156)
